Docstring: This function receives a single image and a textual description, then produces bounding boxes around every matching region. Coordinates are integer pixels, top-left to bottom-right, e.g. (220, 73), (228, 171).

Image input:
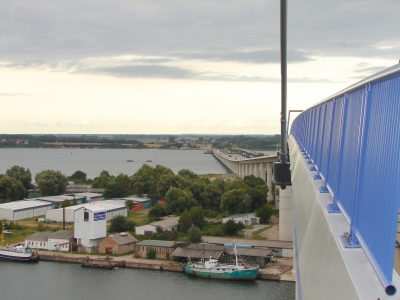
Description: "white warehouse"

(45, 201), (128, 223)
(0, 200), (53, 221)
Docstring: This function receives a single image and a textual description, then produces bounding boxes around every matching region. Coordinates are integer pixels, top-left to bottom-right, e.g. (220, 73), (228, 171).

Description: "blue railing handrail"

(305, 64), (400, 112)
(290, 63), (400, 293)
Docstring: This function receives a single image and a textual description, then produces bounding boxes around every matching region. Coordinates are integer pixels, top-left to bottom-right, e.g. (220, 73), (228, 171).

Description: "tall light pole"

(273, 0), (292, 189)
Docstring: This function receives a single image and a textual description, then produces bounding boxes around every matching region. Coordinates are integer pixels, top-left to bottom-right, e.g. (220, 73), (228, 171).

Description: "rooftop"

(108, 232), (138, 245)
(0, 200), (52, 210)
(150, 216), (179, 229)
(50, 230), (74, 240)
(25, 232), (53, 242)
(136, 240), (179, 247)
(202, 236), (293, 249)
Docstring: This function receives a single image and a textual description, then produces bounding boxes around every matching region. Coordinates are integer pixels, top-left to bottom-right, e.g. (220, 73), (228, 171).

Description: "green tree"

(246, 188), (267, 211)
(178, 209), (191, 233)
(164, 187), (197, 214)
(109, 215), (135, 233)
(0, 176), (27, 201)
(189, 206), (205, 229)
(157, 174), (177, 199)
(146, 248), (156, 259)
(223, 219), (245, 236)
(35, 170), (68, 196)
(148, 204), (167, 219)
(69, 170), (87, 181)
(243, 175), (265, 188)
(220, 189), (247, 214)
(256, 204), (274, 223)
(6, 165), (32, 191)
(103, 173), (131, 199)
(61, 199), (71, 208)
(125, 200), (135, 211)
(188, 224), (202, 243)
(91, 170), (112, 188)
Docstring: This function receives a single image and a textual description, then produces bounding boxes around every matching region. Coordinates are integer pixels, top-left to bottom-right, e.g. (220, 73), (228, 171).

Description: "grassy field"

(126, 209), (151, 226)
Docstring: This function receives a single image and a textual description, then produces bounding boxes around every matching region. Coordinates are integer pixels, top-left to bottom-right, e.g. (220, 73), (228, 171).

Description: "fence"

(290, 64), (400, 291)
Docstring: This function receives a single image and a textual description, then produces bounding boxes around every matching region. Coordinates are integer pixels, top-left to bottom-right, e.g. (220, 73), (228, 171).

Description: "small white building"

(135, 217), (179, 236)
(74, 205), (107, 253)
(222, 213), (260, 226)
(48, 230), (74, 252)
(25, 232), (53, 250)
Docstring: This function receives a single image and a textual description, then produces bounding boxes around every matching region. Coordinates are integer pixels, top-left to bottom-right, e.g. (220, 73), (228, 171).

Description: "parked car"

(3, 230), (12, 235)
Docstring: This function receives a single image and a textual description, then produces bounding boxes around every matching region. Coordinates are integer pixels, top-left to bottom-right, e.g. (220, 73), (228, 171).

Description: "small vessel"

(185, 240), (259, 280)
(0, 244), (40, 262)
(146, 160), (152, 162)
(81, 256), (125, 270)
(127, 160), (133, 162)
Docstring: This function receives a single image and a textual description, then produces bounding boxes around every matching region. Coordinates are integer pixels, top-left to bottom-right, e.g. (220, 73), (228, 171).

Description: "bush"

(223, 220), (245, 236)
(146, 248), (156, 259)
(37, 223), (45, 232)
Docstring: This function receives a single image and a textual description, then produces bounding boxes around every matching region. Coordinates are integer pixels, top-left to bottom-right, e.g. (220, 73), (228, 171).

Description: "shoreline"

(38, 252), (295, 282)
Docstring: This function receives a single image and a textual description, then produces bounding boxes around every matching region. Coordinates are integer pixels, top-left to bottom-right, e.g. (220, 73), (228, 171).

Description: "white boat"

(185, 240), (259, 280)
(0, 244), (40, 262)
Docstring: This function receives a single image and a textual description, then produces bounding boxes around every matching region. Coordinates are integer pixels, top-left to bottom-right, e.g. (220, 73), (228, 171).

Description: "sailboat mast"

(1, 223), (4, 247)
(234, 240), (238, 267)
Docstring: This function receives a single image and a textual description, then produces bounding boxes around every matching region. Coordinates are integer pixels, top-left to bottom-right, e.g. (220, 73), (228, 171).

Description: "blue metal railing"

(290, 64), (400, 291)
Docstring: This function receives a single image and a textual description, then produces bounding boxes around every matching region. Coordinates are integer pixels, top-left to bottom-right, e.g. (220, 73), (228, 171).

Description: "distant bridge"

(237, 148), (265, 158)
(212, 150), (277, 201)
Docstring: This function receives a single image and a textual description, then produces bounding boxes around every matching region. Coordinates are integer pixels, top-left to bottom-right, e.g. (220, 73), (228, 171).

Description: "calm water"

(0, 148), (227, 178)
(0, 261), (295, 300)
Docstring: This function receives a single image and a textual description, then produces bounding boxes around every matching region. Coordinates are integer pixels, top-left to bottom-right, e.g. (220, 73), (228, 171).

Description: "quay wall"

(40, 254), (185, 272)
(39, 254), (294, 281)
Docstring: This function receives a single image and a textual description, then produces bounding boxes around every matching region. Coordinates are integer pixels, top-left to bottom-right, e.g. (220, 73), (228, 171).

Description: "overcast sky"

(1, 0), (399, 134)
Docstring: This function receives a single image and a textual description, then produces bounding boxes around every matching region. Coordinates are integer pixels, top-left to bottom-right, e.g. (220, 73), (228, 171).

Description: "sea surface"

(0, 148), (228, 178)
(0, 260), (296, 300)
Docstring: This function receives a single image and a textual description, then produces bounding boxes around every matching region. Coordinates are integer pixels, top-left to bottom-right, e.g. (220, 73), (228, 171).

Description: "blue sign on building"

(93, 211), (106, 221)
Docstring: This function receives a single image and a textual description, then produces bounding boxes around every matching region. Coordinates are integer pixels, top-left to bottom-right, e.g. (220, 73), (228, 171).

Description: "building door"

(105, 247), (112, 254)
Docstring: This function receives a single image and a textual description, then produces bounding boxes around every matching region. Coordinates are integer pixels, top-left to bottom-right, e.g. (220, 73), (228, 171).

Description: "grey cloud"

(77, 64), (333, 83)
(177, 49), (311, 64)
(78, 65), (196, 79)
(0, 1), (398, 72)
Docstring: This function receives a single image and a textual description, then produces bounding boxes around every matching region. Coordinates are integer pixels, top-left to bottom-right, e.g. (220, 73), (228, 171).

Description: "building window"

(84, 211), (89, 221)
(40, 242), (42, 246)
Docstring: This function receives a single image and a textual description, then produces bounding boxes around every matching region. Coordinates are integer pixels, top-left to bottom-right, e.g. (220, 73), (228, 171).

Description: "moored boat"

(185, 240), (259, 280)
(0, 245), (40, 262)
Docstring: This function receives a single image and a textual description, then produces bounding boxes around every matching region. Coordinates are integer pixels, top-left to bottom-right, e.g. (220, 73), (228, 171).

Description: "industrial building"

(98, 232), (137, 255)
(45, 200), (128, 223)
(74, 204), (107, 253)
(202, 236), (293, 258)
(0, 200), (53, 221)
(135, 240), (180, 259)
(135, 216), (179, 236)
(222, 213), (260, 226)
(117, 196), (153, 210)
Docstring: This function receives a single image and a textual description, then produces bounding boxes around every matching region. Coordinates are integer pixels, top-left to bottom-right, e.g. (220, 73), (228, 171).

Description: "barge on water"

(81, 256), (126, 270)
